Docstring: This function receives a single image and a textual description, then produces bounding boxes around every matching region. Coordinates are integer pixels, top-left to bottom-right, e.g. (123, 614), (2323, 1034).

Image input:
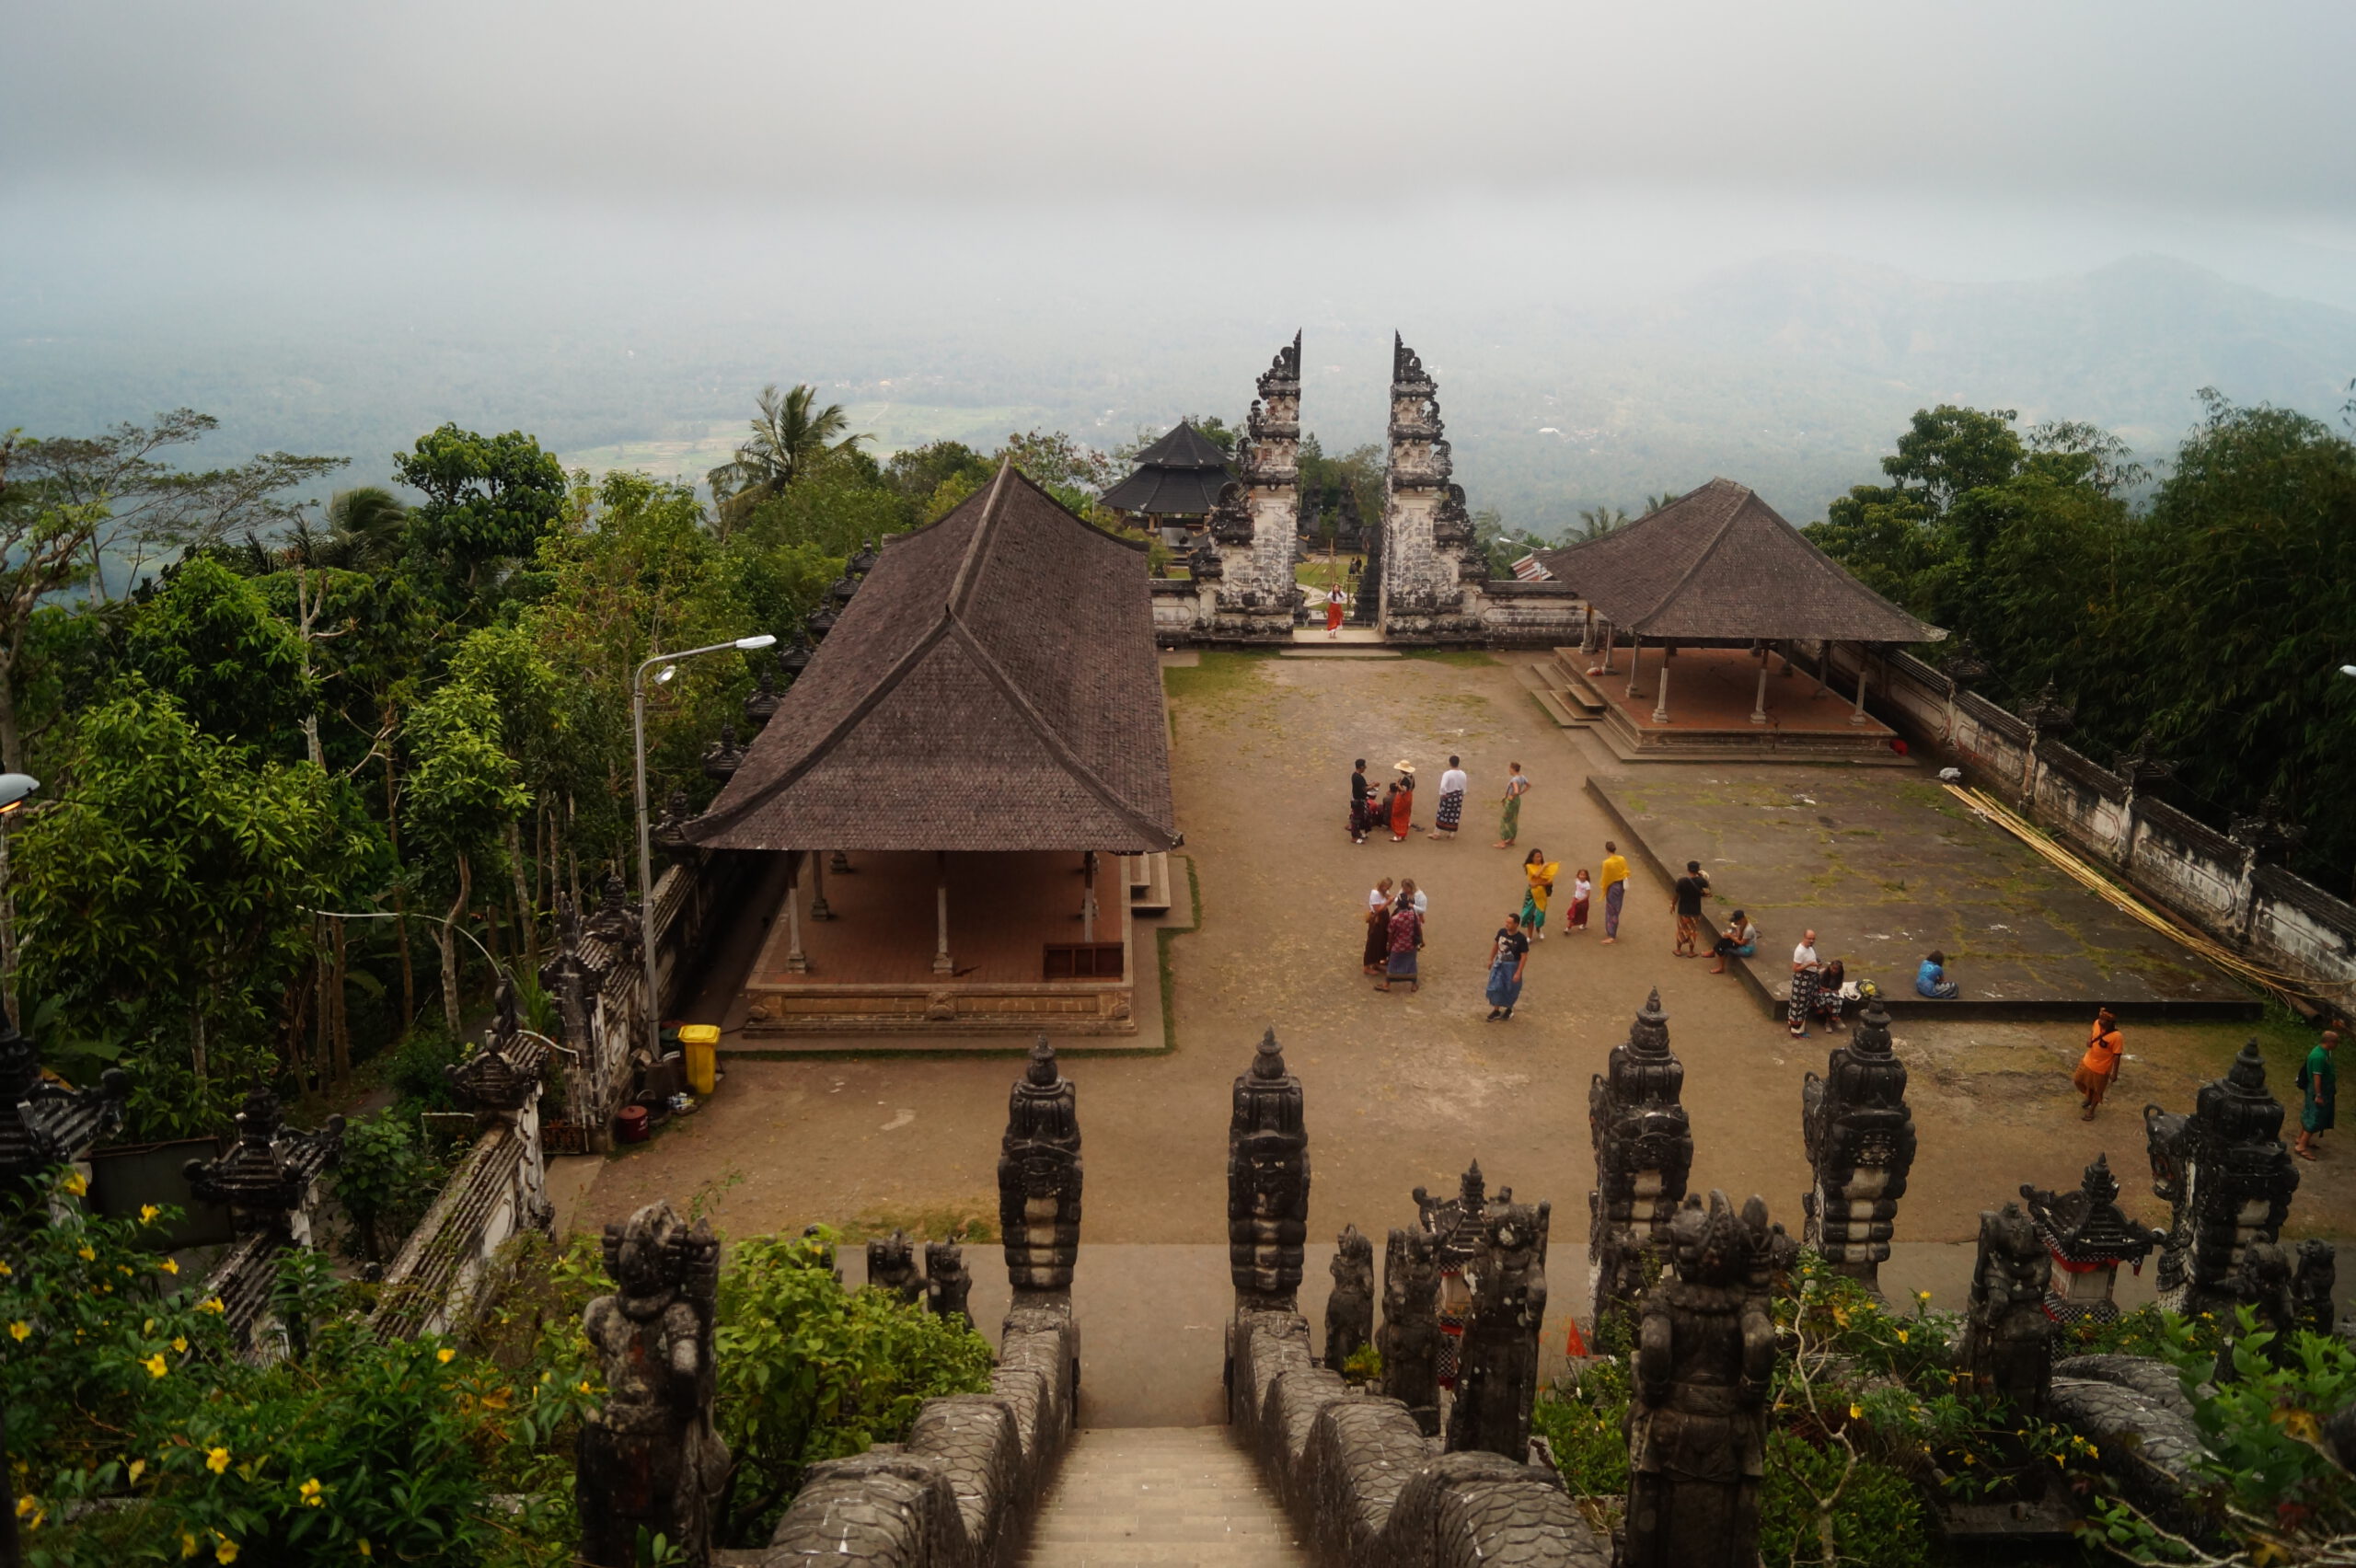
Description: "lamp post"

(631, 640), (774, 1060)
(0, 772), (39, 1024)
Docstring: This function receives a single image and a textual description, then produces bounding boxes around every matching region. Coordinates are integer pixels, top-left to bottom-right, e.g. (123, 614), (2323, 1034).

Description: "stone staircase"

(1019, 1426), (1308, 1567)
(1513, 646), (1609, 728)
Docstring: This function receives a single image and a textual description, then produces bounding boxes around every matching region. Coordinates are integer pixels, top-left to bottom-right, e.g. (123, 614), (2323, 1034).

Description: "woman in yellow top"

(2073, 1009), (2124, 1120)
(1519, 850), (1561, 940)
(1598, 841), (1631, 943)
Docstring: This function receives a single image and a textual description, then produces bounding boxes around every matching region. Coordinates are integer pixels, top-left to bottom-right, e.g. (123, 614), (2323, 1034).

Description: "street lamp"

(631, 638), (774, 1061)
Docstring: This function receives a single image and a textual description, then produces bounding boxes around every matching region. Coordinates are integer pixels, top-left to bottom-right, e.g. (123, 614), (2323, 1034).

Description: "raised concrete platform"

(1533, 645), (1911, 765)
(1588, 770), (2261, 1022)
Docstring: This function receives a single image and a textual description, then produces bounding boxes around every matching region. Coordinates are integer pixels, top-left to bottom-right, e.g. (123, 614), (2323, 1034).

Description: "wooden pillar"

(1849, 648), (1871, 726)
(1750, 645), (1771, 726)
(1779, 640), (1795, 677)
(1579, 605), (1595, 653)
(784, 851), (809, 974)
(1600, 622), (1615, 673)
(810, 853), (834, 920)
(1626, 638), (1645, 700)
(932, 851), (955, 974)
(1081, 851), (1098, 942)
(1651, 658), (1672, 725)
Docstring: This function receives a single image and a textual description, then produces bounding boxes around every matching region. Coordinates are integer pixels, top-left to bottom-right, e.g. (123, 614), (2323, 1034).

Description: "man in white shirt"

(1427, 756), (1470, 840)
(1788, 929), (1822, 1038)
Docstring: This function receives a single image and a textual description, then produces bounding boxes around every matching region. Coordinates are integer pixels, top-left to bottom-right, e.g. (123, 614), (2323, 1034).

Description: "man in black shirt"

(1671, 859), (1708, 957)
(1349, 758), (1371, 844)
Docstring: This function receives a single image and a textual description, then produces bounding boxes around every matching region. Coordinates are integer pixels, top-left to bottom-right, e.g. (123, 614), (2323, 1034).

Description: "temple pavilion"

(687, 462), (1181, 1035)
(1103, 421), (1233, 548)
(1529, 478), (1943, 762)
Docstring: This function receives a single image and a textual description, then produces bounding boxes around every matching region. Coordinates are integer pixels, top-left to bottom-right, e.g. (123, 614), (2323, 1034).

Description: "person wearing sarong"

(1324, 584), (1347, 635)
(1598, 844), (1630, 943)
(1388, 763), (1416, 842)
(1519, 850), (1560, 940)
(1376, 894), (1423, 993)
(1348, 758), (1372, 845)
(1484, 913), (1530, 1021)
(1362, 877), (1395, 974)
(1670, 861), (1707, 957)
(1568, 870), (1592, 932)
(1494, 762), (1528, 847)
(2297, 1031), (2339, 1159)
(1915, 950), (1958, 999)
(1429, 755), (1467, 839)
(1787, 931), (1820, 1037)
(2073, 1009), (2123, 1119)
(1709, 911), (1757, 974)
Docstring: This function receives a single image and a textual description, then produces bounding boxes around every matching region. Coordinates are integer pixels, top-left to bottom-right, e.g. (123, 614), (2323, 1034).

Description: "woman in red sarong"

(1389, 764), (1415, 841)
(1324, 584), (1347, 635)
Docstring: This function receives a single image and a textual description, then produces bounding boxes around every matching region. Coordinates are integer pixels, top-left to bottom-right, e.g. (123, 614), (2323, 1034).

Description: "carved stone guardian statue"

(924, 1236), (974, 1328)
(1323, 1224), (1374, 1374)
(1589, 988), (1692, 1323)
(998, 1036), (1082, 1296)
(1961, 1202), (2054, 1419)
(1229, 1028), (1310, 1307)
(1379, 1226), (1442, 1434)
(865, 1229), (921, 1306)
(1446, 1196), (1550, 1459)
(1622, 1191), (1778, 1568)
(578, 1202), (728, 1567)
(1801, 998), (1916, 1290)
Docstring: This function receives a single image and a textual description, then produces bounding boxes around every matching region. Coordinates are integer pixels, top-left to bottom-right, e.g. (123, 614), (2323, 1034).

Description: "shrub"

(332, 1109), (450, 1263)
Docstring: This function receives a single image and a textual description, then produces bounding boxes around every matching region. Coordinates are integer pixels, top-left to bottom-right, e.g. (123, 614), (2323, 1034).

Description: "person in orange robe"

(1388, 765), (1415, 841)
(2073, 1009), (2124, 1120)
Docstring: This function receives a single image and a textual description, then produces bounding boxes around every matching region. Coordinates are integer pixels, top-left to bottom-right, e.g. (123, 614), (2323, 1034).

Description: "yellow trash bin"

(678, 1024), (721, 1097)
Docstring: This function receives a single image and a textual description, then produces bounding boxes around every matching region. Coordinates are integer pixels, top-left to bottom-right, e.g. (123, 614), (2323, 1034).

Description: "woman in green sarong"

(1495, 762), (1529, 848)
(2296, 1030), (2338, 1160)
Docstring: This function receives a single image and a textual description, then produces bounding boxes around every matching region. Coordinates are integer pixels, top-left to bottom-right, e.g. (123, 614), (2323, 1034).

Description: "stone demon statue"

(925, 1236), (975, 1328)
(1622, 1191), (1777, 1568)
(1446, 1195), (1550, 1459)
(578, 1202), (728, 1567)
(1962, 1202), (2054, 1420)
(999, 1036), (1082, 1294)
(1324, 1224), (1375, 1374)
(1379, 1225), (1442, 1433)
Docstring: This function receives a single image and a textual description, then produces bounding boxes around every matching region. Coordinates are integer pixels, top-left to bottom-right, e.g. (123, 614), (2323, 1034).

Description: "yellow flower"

(143, 1354), (169, 1379)
(299, 1478), (323, 1507)
(181, 1531), (200, 1558)
(436, 1346), (456, 1364)
(358, 1540), (373, 1559)
(16, 1495), (37, 1518)
(205, 1447), (231, 1475)
(201, 1297), (225, 1314)
(128, 1459), (146, 1484)
(215, 1536), (240, 1564)
(159, 1257), (179, 1274)
(1848, 1403), (1863, 1421)
(7, 1321), (28, 1343)
(1895, 1329), (1909, 1343)
(0, 1260), (12, 1275)
(578, 1380), (592, 1394)
(76, 1244), (95, 1262)
(1914, 1289), (1932, 1303)
(144, 1318), (156, 1333)
(61, 1171), (87, 1196)
(140, 1205), (163, 1225)
(173, 1336), (188, 1354)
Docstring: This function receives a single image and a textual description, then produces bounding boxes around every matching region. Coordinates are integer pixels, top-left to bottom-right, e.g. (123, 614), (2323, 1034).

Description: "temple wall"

(1226, 1307), (1610, 1568)
(367, 1112), (549, 1342)
(1811, 641), (2356, 1007)
(760, 1301), (1079, 1568)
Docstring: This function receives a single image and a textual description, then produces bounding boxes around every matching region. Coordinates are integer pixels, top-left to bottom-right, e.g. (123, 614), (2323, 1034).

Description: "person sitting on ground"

(1812, 957), (1850, 1028)
(1709, 911), (1758, 974)
(1916, 949), (1959, 999)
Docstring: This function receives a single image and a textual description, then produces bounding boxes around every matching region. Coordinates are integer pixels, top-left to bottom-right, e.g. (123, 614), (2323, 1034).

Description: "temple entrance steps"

(1289, 626), (1386, 644)
(1018, 1426), (1308, 1567)
(1513, 649), (1605, 728)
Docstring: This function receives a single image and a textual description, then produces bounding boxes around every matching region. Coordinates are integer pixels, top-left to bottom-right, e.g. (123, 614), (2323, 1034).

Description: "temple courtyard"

(558, 649), (2348, 1423)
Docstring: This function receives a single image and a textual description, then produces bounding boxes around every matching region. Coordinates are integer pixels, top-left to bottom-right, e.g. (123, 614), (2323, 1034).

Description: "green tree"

(15, 684), (373, 1134)
(403, 679), (527, 1035)
(288, 486), (410, 573)
(708, 384), (869, 533)
(882, 441), (994, 523)
(125, 555), (313, 755)
(392, 424), (569, 593)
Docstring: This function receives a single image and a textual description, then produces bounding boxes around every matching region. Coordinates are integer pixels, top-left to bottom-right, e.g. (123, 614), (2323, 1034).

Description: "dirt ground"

(573, 650), (2350, 1260)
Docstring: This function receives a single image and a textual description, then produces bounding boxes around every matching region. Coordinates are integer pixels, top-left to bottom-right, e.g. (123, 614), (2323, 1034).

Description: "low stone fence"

(758, 1300), (1079, 1568)
(1226, 1308), (1609, 1567)
(1466, 580), (1587, 649)
(1812, 641), (2356, 1009)
(367, 1119), (549, 1341)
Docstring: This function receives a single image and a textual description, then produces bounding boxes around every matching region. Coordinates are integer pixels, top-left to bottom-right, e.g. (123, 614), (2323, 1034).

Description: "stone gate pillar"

(1206, 333), (1302, 642)
(1378, 335), (1484, 644)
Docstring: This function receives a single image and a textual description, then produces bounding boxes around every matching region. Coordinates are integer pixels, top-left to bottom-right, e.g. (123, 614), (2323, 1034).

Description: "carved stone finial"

(1800, 1000), (1915, 1288)
(578, 1201), (728, 1567)
(742, 661), (780, 729)
(2145, 1042), (2298, 1313)
(182, 1077), (344, 1238)
(923, 1236), (974, 1328)
(999, 1036), (1080, 1294)
(583, 871), (641, 954)
(701, 724), (746, 786)
(1324, 1225), (1374, 1374)
(653, 790), (695, 856)
(0, 1000), (130, 1191)
(1591, 987), (1694, 1321)
(2017, 679), (2075, 733)
(2018, 1152), (2162, 1323)
(1228, 1030), (1309, 1304)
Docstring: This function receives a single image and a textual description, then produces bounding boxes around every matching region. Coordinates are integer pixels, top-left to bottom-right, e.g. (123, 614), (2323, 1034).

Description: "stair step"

(1019, 1427), (1307, 1568)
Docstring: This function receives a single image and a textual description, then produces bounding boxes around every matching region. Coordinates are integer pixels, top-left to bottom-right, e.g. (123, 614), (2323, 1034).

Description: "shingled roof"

(1534, 478), (1944, 645)
(1102, 421), (1232, 515)
(687, 463), (1180, 853)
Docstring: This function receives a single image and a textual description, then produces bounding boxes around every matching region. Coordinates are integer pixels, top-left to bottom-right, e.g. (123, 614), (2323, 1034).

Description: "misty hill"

(6, 251), (2351, 539)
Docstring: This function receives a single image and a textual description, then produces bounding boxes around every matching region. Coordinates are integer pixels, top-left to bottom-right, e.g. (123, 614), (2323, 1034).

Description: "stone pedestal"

(2143, 1041), (2298, 1315)
(1801, 999), (1916, 1291)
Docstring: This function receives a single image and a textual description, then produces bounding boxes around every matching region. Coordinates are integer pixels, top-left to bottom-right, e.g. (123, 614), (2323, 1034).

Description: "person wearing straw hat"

(1388, 761), (1416, 842)
(2074, 1009), (2125, 1120)
(2295, 1031), (2338, 1159)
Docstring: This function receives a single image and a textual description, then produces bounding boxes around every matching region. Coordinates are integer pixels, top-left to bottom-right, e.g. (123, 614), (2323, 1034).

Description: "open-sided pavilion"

(1531, 478), (1943, 762)
(687, 463), (1181, 1035)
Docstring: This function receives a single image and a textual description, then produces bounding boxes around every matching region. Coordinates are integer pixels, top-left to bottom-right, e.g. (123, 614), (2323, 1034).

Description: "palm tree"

(286, 486), (409, 571)
(707, 384), (869, 531)
(1576, 505), (1630, 543)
